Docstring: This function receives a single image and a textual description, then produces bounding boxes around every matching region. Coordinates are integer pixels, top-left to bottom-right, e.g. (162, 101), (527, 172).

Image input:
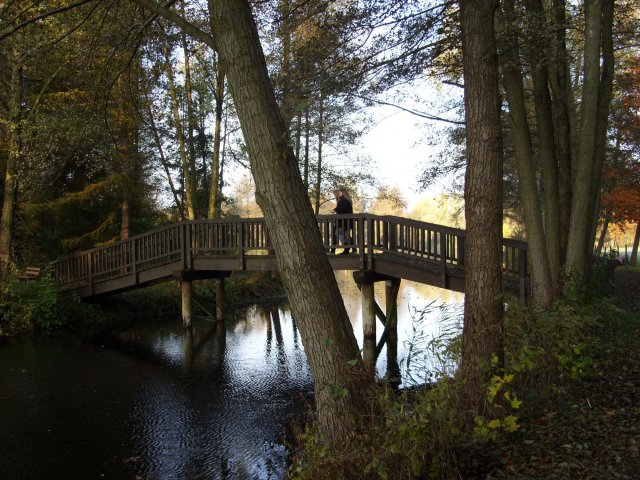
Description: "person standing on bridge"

(332, 188), (353, 254)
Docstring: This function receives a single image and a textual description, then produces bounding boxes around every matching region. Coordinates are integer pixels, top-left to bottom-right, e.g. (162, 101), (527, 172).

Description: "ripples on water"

(0, 279), (462, 479)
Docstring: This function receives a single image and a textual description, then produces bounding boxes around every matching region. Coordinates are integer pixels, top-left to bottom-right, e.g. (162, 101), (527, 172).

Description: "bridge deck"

(51, 214), (528, 298)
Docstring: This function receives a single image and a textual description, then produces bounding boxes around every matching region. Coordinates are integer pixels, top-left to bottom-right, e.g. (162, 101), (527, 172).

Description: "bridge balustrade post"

(369, 217), (375, 266)
(131, 239), (137, 282)
(239, 222), (245, 270)
(458, 235), (466, 266)
(361, 216), (369, 269)
(185, 223), (192, 270)
(440, 232), (448, 289)
(88, 252), (94, 296)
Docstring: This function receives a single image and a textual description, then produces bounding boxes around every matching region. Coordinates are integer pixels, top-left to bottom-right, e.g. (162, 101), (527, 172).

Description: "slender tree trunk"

(304, 108), (310, 191)
(586, 0), (615, 260)
(163, 37), (196, 220)
(459, 0), (505, 415)
(181, 26), (198, 217)
(208, 0), (370, 444)
(595, 209), (611, 256)
(566, 0), (604, 273)
(525, 0), (561, 288)
(497, 1), (554, 307)
(314, 93), (324, 214)
(0, 58), (21, 284)
(208, 67), (225, 219)
(550, 0), (572, 261)
(631, 222), (640, 267)
(295, 110), (302, 171)
(147, 100), (183, 218)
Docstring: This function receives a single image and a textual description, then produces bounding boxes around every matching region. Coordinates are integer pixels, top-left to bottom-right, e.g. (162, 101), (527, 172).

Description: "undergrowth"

(289, 271), (633, 480)
(0, 271), (101, 337)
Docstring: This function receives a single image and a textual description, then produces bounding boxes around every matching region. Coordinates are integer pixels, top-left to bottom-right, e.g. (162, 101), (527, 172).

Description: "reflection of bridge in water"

(52, 214), (528, 365)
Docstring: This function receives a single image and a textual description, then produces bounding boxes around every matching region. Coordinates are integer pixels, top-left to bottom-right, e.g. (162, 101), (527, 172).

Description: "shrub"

(0, 272), (99, 337)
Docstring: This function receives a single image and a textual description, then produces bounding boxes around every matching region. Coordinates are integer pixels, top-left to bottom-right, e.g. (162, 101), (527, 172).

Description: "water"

(0, 275), (462, 479)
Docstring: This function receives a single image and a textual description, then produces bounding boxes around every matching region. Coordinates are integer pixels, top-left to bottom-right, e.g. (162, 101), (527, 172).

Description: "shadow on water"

(0, 278), (462, 479)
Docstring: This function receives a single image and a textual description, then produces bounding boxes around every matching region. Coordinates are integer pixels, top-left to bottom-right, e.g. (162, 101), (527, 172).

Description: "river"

(0, 273), (462, 479)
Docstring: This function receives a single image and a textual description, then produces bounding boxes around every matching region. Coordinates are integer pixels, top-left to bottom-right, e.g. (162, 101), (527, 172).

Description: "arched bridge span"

(52, 214), (529, 299)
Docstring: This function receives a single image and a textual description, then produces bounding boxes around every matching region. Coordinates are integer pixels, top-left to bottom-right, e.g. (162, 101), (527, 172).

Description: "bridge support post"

(385, 278), (401, 387)
(182, 280), (193, 329)
(216, 279), (225, 323)
(361, 281), (376, 367)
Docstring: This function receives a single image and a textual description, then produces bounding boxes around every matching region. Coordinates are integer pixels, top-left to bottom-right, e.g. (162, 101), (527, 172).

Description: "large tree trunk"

(208, 0), (369, 444)
(565, 0), (604, 273)
(459, 0), (505, 414)
(497, 0), (554, 307)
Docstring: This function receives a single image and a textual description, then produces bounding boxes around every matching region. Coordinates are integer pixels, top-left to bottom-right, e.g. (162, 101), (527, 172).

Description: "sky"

(350, 82), (464, 211)
(224, 81), (463, 215)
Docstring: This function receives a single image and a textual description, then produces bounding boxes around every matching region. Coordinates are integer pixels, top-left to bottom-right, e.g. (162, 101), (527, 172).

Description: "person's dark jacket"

(334, 198), (353, 215)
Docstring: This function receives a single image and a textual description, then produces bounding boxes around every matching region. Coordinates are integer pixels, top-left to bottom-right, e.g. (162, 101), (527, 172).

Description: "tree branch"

(130, 0), (217, 50)
(354, 94), (464, 125)
(0, 0), (96, 41)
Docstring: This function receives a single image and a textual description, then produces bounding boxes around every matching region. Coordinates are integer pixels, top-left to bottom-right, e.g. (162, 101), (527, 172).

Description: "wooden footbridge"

(52, 214), (528, 299)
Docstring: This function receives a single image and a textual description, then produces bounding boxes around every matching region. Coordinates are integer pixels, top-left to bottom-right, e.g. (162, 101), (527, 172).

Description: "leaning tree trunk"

(458, 0), (505, 415)
(208, 0), (369, 445)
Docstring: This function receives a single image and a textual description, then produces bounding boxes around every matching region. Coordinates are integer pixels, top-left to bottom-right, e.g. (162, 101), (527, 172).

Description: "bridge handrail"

(50, 214), (529, 291)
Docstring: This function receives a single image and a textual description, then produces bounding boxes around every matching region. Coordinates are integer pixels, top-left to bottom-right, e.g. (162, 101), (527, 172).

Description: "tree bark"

(181, 26), (198, 217)
(595, 209), (610, 256)
(459, 0), (505, 415)
(0, 55), (21, 284)
(208, 64), (225, 219)
(525, 0), (561, 288)
(497, 1), (554, 307)
(208, 0), (369, 444)
(163, 32), (196, 220)
(631, 222), (640, 267)
(586, 0), (615, 259)
(565, 0), (604, 273)
(314, 92), (324, 214)
(549, 0), (572, 261)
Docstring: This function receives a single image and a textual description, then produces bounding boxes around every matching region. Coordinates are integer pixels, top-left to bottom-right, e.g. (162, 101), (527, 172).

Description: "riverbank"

(482, 267), (640, 479)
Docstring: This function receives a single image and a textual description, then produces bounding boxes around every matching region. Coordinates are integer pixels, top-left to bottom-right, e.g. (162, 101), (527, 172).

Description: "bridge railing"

(52, 215), (528, 294)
